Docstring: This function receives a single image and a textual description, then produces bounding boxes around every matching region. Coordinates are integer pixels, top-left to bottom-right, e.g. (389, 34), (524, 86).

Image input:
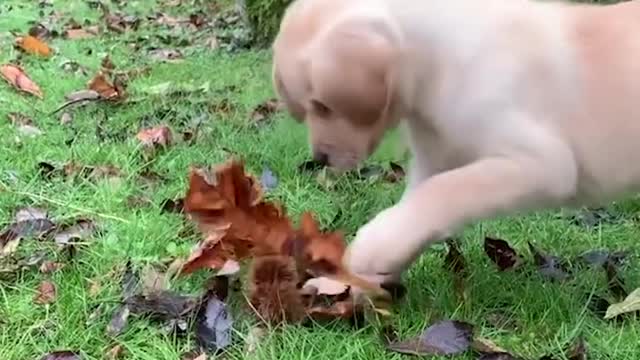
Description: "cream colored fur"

(272, 0), (640, 285)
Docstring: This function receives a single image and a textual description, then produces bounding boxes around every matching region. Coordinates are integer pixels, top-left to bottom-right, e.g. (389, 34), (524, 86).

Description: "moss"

(244, 0), (292, 47)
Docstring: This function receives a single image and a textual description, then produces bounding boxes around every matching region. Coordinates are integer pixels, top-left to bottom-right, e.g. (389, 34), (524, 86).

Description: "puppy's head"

(273, 13), (401, 170)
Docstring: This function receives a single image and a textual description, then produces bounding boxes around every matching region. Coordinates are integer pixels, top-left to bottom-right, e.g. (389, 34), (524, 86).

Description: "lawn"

(1, 0), (639, 359)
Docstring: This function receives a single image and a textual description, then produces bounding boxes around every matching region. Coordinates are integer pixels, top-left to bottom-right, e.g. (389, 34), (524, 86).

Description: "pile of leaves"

(175, 158), (390, 326)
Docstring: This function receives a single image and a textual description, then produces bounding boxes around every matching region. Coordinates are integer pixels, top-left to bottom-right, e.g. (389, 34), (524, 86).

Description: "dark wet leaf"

(484, 237), (523, 271)
(195, 291), (233, 352)
(568, 207), (621, 228)
(126, 290), (202, 320)
(605, 259), (628, 300)
(587, 294), (610, 317)
(1, 207), (55, 256)
(528, 242), (571, 281)
(260, 167), (278, 191)
(39, 351), (81, 360)
(38, 161), (59, 179)
(297, 159), (325, 173)
(106, 304), (131, 336)
(161, 198), (184, 213)
(383, 320), (473, 356)
(579, 249), (627, 267)
(205, 276), (230, 302)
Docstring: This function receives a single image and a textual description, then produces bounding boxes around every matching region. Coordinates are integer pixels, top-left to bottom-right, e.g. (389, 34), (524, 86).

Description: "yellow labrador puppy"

(271, 0), (640, 287)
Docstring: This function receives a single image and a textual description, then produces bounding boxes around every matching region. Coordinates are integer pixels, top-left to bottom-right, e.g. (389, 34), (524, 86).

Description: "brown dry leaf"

(136, 125), (173, 148)
(34, 280), (57, 304)
(15, 35), (52, 57)
(88, 71), (125, 101)
(1, 64), (43, 98)
(64, 26), (100, 39)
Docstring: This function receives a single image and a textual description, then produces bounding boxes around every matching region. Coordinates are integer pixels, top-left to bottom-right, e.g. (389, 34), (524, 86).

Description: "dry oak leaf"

(1, 64), (43, 98)
(16, 35), (52, 57)
(180, 160), (294, 274)
(88, 71), (125, 101)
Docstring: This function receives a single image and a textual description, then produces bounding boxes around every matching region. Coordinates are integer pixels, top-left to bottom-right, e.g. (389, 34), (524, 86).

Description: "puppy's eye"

(310, 99), (331, 117)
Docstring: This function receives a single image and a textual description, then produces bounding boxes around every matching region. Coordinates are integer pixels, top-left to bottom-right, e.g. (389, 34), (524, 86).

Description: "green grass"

(1, 1), (639, 359)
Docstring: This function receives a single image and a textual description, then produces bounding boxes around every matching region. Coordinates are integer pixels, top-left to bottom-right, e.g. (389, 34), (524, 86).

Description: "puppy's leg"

(344, 138), (577, 284)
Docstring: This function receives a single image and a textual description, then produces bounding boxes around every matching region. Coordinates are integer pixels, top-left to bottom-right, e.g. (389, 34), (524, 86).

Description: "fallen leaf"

(1, 64), (43, 98)
(16, 35), (52, 56)
(383, 320), (474, 356)
(28, 23), (51, 39)
(605, 258), (628, 300)
(140, 264), (168, 294)
(136, 125), (173, 148)
(161, 198), (184, 213)
(65, 89), (101, 102)
(605, 287), (640, 319)
(250, 98), (282, 124)
(105, 344), (124, 359)
(248, 255), (305, 325)
(126, 290), (202, 320)
(60, 112), (73, 125)
(385, 162), (406, 183)
(34, 280), (57, 304)
(216, 259), (240, 276)
(106, 305), (131, 336)
(443, 239), (466, 301)
(568, 207), (621, 228)
(477, 353), (522, 360)
(260, 167), (278, 191)
(484, 237), (523, 271)
(39, 351), (81, 360)
(1, 207), (55, 256)
(148, 48), (183, 61)
(103, 10), (140, 33)
(528, 242), (571, 281)
(53, 218), (96, 245)
(471, 337), (509, 354)
(88, 71), (125, 101)
(579, 249), (626, 267)
(539, 338), (587, 360)
(195, 291), (233, 352)
(64, 26), (99, 39)
(244, 326), (266, 354)
(297, 159), (325, 173)
(303, 276), (349, 296)
(39, 261), (65, 274)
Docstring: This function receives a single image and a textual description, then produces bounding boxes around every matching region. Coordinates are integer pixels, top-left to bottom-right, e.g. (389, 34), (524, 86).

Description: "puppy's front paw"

(343, 204), (421, 286)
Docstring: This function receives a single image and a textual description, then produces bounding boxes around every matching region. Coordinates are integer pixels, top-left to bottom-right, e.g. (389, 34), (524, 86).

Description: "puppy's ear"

(309, 17), (400, 126)
(272, 60), (306, 123)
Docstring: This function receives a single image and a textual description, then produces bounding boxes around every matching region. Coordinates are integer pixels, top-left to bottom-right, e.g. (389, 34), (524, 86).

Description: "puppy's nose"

(312, 151), (330, 166)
